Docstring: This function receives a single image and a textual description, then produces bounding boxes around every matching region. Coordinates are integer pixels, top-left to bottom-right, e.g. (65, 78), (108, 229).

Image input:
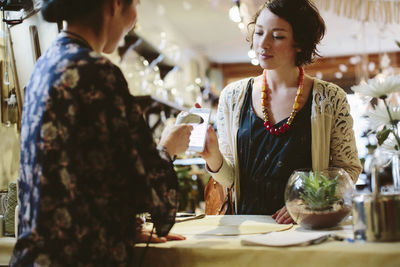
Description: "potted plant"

(285, 168), (354, 229)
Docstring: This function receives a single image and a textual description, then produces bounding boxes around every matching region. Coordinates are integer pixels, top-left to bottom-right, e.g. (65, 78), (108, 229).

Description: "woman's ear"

(108, 0), (123, 16)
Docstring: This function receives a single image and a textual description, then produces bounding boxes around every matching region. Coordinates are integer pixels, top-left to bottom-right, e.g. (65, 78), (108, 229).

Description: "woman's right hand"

(194, 103), (223, 172)
(199, 125), (223, 172)
(159, 124), (193, 158)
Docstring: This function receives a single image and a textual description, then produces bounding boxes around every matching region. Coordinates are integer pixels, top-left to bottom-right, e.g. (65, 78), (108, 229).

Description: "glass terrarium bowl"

(284, 167), (355, 229)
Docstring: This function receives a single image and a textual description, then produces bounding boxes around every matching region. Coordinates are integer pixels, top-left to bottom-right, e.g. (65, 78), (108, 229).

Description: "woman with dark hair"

(200, 0), (361, 222)
(10, 0), (192, 266)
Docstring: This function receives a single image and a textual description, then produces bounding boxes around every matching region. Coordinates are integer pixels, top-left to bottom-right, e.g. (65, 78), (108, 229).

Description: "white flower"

(351, 75), (400, 99)
(366, 105), (400, 129)
(380, 134), (400, 155)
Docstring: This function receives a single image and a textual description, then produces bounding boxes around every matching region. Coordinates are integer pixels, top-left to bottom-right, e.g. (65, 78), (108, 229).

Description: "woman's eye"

(273, 36), (285, 40)
(255, 31), (263, 35)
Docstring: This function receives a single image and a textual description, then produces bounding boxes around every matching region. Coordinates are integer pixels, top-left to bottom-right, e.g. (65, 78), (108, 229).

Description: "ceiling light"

(339, 64), (348, 72)
(251, 59), (259, 66)
(157, 4), (165, 15)
(195, 78), (202, 84)
(368, 62), (376, 72)
(183, 1), (192, 10)
(238, 22), (245, 29)
(349, 56), (361, 65)
(229, 6), (241, 23)
(248, 50), (256, 59)
(334, 72), (343, 79)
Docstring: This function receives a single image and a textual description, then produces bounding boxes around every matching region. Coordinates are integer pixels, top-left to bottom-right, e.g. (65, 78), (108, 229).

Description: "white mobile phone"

(176, 108), (211, 152)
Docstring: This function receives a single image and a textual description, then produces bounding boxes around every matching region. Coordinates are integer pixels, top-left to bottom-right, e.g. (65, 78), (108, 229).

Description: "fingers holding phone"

(176, 108), (211, 153)
(159, 124), (193, 157)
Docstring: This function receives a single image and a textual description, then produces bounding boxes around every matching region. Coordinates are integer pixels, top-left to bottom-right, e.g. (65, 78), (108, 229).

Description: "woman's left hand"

(135, 217), (186, 243)
(272, 206), (295, 224)
(136, 229), (186, 243)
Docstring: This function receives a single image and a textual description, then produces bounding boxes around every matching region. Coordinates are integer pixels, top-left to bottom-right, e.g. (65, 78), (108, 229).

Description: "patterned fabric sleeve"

(40, 54), (178, 241)
(207, 85), (236, 188)
(100, 65), (179, 237)
(123, 91), (179, 237)
(329, 86), (362, 183)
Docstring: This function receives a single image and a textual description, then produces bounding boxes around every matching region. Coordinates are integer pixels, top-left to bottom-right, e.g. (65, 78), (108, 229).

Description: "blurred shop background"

(0, 0), (399, 213)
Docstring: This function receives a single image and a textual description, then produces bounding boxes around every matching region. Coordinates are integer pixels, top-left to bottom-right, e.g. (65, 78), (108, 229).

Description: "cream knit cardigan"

(209, 78), (362, 212)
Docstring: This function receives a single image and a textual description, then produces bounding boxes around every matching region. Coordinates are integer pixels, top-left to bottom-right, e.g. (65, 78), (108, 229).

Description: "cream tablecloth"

(136, 215), (400, 267)
(1, 215), (400, 266)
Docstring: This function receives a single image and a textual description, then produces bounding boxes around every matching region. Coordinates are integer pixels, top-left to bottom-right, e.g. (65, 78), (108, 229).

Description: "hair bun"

(41, 0), (63, 22)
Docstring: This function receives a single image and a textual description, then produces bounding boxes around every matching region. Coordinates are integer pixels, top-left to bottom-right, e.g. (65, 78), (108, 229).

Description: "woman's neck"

(64, 24), (104, 53)
(265, 66), (300, 91)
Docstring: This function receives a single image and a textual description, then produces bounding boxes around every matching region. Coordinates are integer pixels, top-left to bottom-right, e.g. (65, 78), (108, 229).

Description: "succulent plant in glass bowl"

(284, 168), (355, 229)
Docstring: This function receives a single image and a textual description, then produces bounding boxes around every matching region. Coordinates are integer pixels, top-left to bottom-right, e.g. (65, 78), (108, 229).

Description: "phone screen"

(176, 108), (210, 152)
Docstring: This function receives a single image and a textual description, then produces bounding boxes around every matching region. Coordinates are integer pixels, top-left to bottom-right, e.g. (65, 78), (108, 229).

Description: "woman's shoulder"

(220, 77), (252, 102)
(313, 78), (347, 100)
(54, 36), (120, 74)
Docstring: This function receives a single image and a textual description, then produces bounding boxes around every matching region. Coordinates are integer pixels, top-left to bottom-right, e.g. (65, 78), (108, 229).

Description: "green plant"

(299, 172), (340, 211)
(174, 166), (197, 212)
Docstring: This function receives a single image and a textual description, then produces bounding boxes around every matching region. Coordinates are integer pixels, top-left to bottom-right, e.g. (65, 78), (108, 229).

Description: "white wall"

(9, 11), (58, 100)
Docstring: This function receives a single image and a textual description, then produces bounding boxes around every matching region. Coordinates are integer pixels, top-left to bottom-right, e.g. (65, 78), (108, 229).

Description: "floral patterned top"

(10, 35), (179, 266)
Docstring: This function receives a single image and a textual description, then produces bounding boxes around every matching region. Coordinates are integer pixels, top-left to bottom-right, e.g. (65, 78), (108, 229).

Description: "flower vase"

(391, 155), (400, 192)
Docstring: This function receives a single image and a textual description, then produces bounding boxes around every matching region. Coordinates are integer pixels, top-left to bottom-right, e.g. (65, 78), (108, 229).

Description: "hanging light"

(251, 59), (259, 66)
(247, 50), (256, 59)
(229, 0), (241, 23)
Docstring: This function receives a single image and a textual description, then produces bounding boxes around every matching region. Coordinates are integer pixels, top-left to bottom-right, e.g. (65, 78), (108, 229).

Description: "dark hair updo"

(248, 0), (326, 66)
(41, 0), (133, 24)
(41, 0), (105, 23)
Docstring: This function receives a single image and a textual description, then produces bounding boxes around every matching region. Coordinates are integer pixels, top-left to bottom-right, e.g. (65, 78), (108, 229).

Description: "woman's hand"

(135, 217), (186, 243)
(159, 124), (193, 158)
(272, 206), (295, 224)
(136, 229), (186, 243)
(194, 103), (223, 172)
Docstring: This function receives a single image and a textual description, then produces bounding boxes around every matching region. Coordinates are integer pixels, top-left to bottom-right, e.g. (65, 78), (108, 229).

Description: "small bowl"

(284, 168), (354, 229)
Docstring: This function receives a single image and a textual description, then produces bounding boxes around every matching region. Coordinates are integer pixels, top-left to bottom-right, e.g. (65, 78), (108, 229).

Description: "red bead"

(269, 128), (274, 135)
(279, 126), (285, 133)
(283, 123), (290, 130)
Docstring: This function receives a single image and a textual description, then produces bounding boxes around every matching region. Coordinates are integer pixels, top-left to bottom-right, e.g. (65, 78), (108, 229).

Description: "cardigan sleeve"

(329, 87), (362, 183)
(206, 85), (236, 188)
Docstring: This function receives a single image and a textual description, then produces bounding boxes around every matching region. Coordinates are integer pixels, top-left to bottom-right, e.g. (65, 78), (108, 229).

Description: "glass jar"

(284, 167), (355, 229)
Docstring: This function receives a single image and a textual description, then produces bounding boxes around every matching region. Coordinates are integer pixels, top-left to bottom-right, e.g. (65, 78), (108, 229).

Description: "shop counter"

(0, 237), (15, 266)
(136, 215), (400, 267)
(1, 215), (400, 266)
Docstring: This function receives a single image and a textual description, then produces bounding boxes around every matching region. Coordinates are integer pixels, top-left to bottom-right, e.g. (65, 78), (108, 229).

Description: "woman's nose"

(260, 35), (271, 50)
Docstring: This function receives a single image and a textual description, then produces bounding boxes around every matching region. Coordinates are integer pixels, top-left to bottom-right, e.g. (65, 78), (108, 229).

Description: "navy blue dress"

(11, 35), (179, 266)
(237, 79), (312, 215)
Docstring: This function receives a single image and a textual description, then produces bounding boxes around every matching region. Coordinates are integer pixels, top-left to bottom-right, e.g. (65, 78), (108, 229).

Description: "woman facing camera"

(200, 0), (361, 223)
(11, 0), (192, 266)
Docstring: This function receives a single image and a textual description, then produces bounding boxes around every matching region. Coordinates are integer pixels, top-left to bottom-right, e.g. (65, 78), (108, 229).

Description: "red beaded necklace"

(261, 67), (304, 135)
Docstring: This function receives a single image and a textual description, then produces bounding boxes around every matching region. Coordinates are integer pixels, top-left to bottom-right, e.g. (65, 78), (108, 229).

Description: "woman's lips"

(259, 54), (273, 60)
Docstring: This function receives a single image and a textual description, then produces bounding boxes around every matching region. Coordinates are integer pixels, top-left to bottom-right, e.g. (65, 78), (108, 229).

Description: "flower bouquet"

(351, 74), (400, 190)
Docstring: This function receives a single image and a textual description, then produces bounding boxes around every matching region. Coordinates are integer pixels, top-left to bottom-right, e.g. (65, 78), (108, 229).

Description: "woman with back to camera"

(10, 0), (192, 266)
(199, 0), (362, 223)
